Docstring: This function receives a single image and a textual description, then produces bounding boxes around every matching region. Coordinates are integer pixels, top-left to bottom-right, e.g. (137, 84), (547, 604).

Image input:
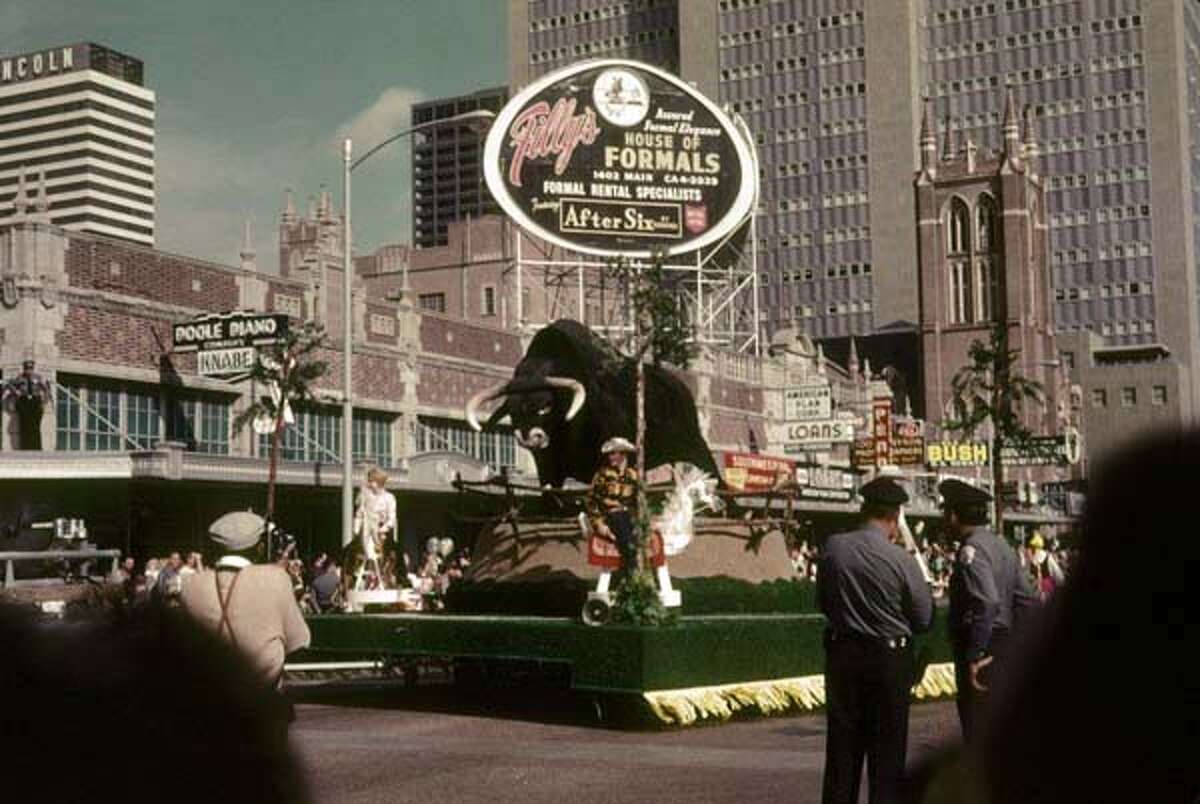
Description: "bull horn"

(544, 376), (587, 421)
(465, 381), (510, 432)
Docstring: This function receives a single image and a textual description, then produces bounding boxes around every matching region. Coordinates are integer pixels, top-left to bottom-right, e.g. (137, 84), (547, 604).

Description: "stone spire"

(862, 357), (872, 383)
(12, 167), (28, 218)
(848, 337), (859, 379)
(1021, 104), (1039, 170)
(281, 188), (296, 224)
(240, 219), (256, 272)
(318, 184), (332, 221)
(816, 343), (826, 376)
(307, 194), (318, 220)
(1002, 86), (1021, 157)
(29, 171), (52, 224)
(920, 97), (937, 173)
(942, 114), (957, 161)
(965, 133), (978, 173)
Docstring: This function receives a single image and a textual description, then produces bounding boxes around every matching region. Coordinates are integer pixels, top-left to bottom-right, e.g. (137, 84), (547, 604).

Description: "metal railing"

(1, 549), (121, 588)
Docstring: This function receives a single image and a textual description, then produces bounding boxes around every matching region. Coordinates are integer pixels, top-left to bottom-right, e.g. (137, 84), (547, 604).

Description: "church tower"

(915, 89), (1058, 435)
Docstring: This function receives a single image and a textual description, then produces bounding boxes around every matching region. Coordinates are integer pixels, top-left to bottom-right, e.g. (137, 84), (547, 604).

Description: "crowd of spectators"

(791, 528), (1075, 603)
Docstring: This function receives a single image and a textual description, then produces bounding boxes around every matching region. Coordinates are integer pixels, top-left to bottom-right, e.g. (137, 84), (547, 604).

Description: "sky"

(2, 0), (507, 271)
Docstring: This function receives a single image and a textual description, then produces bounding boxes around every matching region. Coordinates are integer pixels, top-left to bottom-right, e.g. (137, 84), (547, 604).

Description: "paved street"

(289, 684), (959, 804)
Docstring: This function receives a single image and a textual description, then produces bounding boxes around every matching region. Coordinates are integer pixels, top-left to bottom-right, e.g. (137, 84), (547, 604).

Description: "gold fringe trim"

(643, 662), (958, 726)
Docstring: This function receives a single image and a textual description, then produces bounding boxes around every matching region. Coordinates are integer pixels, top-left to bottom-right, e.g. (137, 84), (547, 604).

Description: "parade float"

(298, 59), (958, 726)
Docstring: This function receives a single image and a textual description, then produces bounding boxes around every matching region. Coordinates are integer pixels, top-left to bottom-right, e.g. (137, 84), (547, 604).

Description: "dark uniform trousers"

(823, 632), (914, 804)
(605, 509), (637, 572)
(952, 628), (1010, 743)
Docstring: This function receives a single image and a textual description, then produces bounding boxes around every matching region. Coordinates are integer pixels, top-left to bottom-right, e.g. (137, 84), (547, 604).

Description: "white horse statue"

(582, 462), (721, 622)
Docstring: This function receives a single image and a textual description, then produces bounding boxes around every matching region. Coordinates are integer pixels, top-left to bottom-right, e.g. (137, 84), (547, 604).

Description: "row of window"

(414, 417), (517, 469)
(1093, 128), (1148, 148)
(931, 2), (997, 24)
(820, 82), (867, 101)
(931, 74), (1001, 96)
(1093, 90), (1146, 111)
(776, 197), (811, 212)
(1091, 15), (1143, 35)
(1055, 281), (1154, 302)
(817, 11), (864, 30)
(819, 47), (865, 66)
(771, 263), (876, 284)
(774, 127), (809, 143)
(1096, 204), (1151, 223)
(1092, 384), (1165, 409)
(1099, 320), (1156, 337)
(1091, 52), (1144, 73)
(528, 0), (668, 31)
(821, 226), (871, 245)
(52, 377), (396, 466)
(821, 153), (869, 171)
(934, 23), (1083, 61)
(822, 191), (868, 209)
(1094, 166), (1151, 186)
(718, 0), (766, 10)
(820, 118), (866, 137)
(529, 27), (676, 64)
(720, 29), (765, 48)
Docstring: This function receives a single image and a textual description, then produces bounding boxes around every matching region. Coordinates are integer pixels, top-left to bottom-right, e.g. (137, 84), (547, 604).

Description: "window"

(415, 416), (517, 469)
(1152, 386), (1167, 406)
(977, 197), (996, 252)
(419, 292), (446, 313)
(947, 199), (970, 254)
(1121, 387), (1137, 407)
(1061, 351), (1075, 370)
(975, 258), (997, 322)
(1091, 388), (1107, 408)
(171, 395), (231, 455)
(949, 261), (971, 324)
(353, 413), (394, 467)
(481, 285), (497, 317)
(126, 388), (161, 449)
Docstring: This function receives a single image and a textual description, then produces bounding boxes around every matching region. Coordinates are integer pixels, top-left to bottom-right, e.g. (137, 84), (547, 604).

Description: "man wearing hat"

(939, 478), (1037, 742)
(817, 476), (933, 804)
(587, 437), (640, 573)
(2, 359), (51, 450)
(181, 514), (310, 719)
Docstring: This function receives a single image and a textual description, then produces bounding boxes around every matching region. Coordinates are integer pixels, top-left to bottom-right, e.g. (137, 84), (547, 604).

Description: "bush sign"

(484, 59), (758, 258)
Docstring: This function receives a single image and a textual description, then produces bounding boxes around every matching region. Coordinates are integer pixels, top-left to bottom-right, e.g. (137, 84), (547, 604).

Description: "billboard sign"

(484, 59), (758, 258)
(871, 398), (892, 467)
(783, 419), (855, 448)
(927, 441), (990, 467)
(999, 433), (1081, 467)
(721, 451), (794, 492)
(794, 464), (855, 503)
(197, 347), (257, 377)
(784, 382), (832, 421)
(172, 311), (289, 353)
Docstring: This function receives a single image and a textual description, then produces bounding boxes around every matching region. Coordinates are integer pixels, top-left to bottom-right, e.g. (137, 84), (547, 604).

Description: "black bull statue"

(466, 320), (720, 488)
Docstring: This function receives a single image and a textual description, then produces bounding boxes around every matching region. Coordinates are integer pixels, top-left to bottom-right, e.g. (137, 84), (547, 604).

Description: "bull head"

(465, 376), (586, 451)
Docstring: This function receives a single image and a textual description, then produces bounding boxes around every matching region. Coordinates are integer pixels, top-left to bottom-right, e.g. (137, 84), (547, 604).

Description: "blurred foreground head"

(910, 429), (1200, 803)
(0, 603), (310, 803)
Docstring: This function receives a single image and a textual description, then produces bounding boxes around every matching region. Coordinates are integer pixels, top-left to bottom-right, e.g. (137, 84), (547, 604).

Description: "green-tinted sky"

(2, 0), (507, 270)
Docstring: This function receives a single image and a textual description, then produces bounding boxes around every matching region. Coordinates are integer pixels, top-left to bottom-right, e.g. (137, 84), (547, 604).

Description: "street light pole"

(342, 138), (354, 551)
(338, 108), (495, 553)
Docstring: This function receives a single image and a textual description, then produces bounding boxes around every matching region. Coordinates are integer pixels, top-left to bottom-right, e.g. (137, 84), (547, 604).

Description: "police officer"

(940, 478), (1038, 742)
(817, 476), (934, 804)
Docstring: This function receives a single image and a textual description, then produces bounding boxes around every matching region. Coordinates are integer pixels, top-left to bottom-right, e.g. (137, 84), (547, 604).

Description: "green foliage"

(944, 321), (1044, 449)
(609, 252), (697, 370)
(611, 570), (676, 626)
(231, 321), (329, 436)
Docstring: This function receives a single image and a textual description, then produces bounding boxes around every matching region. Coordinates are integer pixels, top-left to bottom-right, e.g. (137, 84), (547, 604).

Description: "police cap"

(938, 478), (993, 508)
(859, 476), (909, 507)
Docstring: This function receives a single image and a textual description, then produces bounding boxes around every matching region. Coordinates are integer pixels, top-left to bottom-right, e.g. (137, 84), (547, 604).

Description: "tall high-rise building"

(0, 43), (155, 246)
(411, 87), (507, 249)
(510, 0), (1200, 419)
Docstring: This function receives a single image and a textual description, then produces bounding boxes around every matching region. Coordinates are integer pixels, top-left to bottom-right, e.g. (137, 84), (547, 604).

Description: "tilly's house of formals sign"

(484, 59), (758, 258)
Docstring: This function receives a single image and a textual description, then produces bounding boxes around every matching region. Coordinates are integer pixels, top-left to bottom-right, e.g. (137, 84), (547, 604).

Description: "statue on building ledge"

(3, 360), (51, 450)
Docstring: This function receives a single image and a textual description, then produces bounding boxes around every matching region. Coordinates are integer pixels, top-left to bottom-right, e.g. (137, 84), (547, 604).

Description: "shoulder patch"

(958, 544), (976, 565)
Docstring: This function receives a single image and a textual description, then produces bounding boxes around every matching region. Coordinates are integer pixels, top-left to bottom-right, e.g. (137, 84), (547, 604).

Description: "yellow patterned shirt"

(587, 464), (639, 527)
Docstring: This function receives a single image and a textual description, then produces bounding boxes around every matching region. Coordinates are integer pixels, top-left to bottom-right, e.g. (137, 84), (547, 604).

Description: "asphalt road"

(289, 684), (960, 804)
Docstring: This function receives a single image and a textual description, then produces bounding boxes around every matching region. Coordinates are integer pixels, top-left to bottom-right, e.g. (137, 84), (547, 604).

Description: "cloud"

(332, 85), (427, 157)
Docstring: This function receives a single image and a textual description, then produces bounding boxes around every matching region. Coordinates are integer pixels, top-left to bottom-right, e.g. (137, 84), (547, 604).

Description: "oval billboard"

(484, 59), (758, 259)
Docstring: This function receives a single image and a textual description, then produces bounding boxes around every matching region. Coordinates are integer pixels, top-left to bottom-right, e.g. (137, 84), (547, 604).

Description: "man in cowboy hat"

(181, 513), (310, 736)
(587, 437), (640, 573)
(940, 477), (1037, 742)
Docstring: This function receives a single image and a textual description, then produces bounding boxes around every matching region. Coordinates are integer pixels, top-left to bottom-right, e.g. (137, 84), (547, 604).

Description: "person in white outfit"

(353, 467), (397, 589)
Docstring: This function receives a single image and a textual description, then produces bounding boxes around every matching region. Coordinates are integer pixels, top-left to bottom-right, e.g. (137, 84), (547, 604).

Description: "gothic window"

(946, 198), (970, 254)
(949, 261), (972, 324)
(975, 257), (998, 322)
(977, 195), (997, 252)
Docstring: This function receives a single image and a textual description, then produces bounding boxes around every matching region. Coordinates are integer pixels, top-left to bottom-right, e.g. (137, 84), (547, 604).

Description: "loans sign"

(484, 59), (758, 258)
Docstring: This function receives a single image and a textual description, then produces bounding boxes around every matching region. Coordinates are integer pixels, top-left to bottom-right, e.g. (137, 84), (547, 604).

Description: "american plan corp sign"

(172, 311), (288, 378)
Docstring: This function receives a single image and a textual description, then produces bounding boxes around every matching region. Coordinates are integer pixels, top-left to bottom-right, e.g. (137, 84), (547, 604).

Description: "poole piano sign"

(172, 311), (289, 379)
(484, 59), (758, 258)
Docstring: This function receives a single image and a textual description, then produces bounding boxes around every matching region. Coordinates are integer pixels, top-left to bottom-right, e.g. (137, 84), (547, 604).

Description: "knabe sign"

(484, 59), (758, 258)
